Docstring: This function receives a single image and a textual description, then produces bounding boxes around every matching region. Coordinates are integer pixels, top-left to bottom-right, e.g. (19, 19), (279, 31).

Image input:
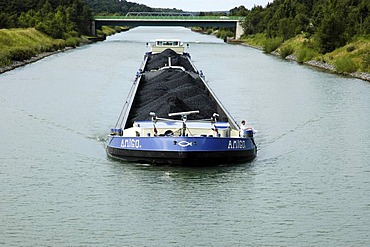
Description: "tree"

(242, 5), (266, 35)
(316, 11), (346, 53)
(278, 18), (296, 40)
(230, 6), (249, 16)
(0, 12), (17, 28)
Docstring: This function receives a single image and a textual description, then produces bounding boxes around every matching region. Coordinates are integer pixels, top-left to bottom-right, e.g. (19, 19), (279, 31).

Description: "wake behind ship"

(106, 39), (257, 165)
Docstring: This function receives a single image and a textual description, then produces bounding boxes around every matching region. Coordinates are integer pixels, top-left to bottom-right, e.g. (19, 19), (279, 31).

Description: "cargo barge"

(106, 39), (257, 165)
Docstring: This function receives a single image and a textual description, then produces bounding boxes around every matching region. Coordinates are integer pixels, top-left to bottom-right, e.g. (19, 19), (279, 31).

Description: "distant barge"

(106, 39), (257, 165)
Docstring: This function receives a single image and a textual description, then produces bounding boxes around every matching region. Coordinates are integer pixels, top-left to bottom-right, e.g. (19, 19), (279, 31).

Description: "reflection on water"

(1, 27), (370, 246)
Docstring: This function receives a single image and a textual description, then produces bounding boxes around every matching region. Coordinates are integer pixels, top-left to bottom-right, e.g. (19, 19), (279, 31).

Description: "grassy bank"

(0, 28), (92, 67)
(0, 26), (126, 71)
(0, 28), (63, 67)
(241, 33), (370, 75)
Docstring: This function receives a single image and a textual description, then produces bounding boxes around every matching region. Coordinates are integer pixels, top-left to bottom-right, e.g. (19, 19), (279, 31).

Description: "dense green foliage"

(0, 0), (92, 38)
(242, 0), (370, 53)
(0, 0), (189, 39)
(85, 0), (153, 15)
(85, 0), (187, 15)
(229, 6), (249, 16)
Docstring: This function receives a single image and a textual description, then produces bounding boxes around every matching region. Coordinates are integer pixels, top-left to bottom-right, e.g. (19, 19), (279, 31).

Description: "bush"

(64, 31), (79, 38)
(51, 41), (65, 51)
(101, 26), (116, 36)
(36, 45), (48, 53)
(191, 26), (202, 32)
(296, 47), (316, 63)
(280, 45), (294, 58)
(65, 37), (80, 47)
(226, 30), (234, 37)
(215, 29), (235, 39)
(362, 53), (370, 72)
(114, 26), (122, 32)
(8, 48), (36, 61)
(335, 57), (359, 73)
(346, 45), (355, 52)
(0, 54), (11, 66)
(96, 29), (104, 36)
(216, 30), (225, 39)
(263, 37), (283, 53)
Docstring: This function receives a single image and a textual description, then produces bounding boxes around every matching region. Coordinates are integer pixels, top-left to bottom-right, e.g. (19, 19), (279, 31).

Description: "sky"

(132, 0), (272, 12)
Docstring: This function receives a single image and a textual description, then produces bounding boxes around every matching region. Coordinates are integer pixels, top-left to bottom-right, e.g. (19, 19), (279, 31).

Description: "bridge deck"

(94, 15), (242, 21)
(92, 15), (244, 39)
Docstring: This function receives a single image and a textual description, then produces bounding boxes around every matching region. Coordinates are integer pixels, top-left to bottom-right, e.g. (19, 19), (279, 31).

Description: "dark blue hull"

(106, 136), (257, 165)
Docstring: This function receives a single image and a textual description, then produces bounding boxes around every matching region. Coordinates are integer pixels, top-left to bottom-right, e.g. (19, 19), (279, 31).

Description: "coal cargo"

(126, 49), (219, 127)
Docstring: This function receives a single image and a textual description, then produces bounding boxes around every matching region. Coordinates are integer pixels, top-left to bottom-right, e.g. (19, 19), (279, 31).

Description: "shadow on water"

(106, 153), (257, 182)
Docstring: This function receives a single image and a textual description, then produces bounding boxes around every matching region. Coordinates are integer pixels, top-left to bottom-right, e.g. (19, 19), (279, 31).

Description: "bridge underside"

(93, 19), (244, 39)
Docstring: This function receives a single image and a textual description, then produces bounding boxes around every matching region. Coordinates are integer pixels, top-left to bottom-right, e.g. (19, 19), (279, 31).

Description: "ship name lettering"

(121, 139), (141, 148)
(228, 140), (246, 149)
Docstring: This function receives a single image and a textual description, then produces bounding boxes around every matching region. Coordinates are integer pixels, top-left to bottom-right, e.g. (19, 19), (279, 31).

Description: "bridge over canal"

(92, 12), (245, 39)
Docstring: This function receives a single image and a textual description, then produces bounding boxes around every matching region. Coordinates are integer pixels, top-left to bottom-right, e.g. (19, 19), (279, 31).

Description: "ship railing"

(150, 111), (225, 137)
(186, 56), (239, 130)
(115, 56), (149, 129)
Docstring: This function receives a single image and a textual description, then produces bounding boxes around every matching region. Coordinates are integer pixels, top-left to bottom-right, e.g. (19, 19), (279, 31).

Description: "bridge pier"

(91, 20), (96, 36)
(235, 21), (244, 40)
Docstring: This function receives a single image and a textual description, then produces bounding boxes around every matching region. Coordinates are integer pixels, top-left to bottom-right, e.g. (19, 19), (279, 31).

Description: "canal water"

(1, 27), (370, 246)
